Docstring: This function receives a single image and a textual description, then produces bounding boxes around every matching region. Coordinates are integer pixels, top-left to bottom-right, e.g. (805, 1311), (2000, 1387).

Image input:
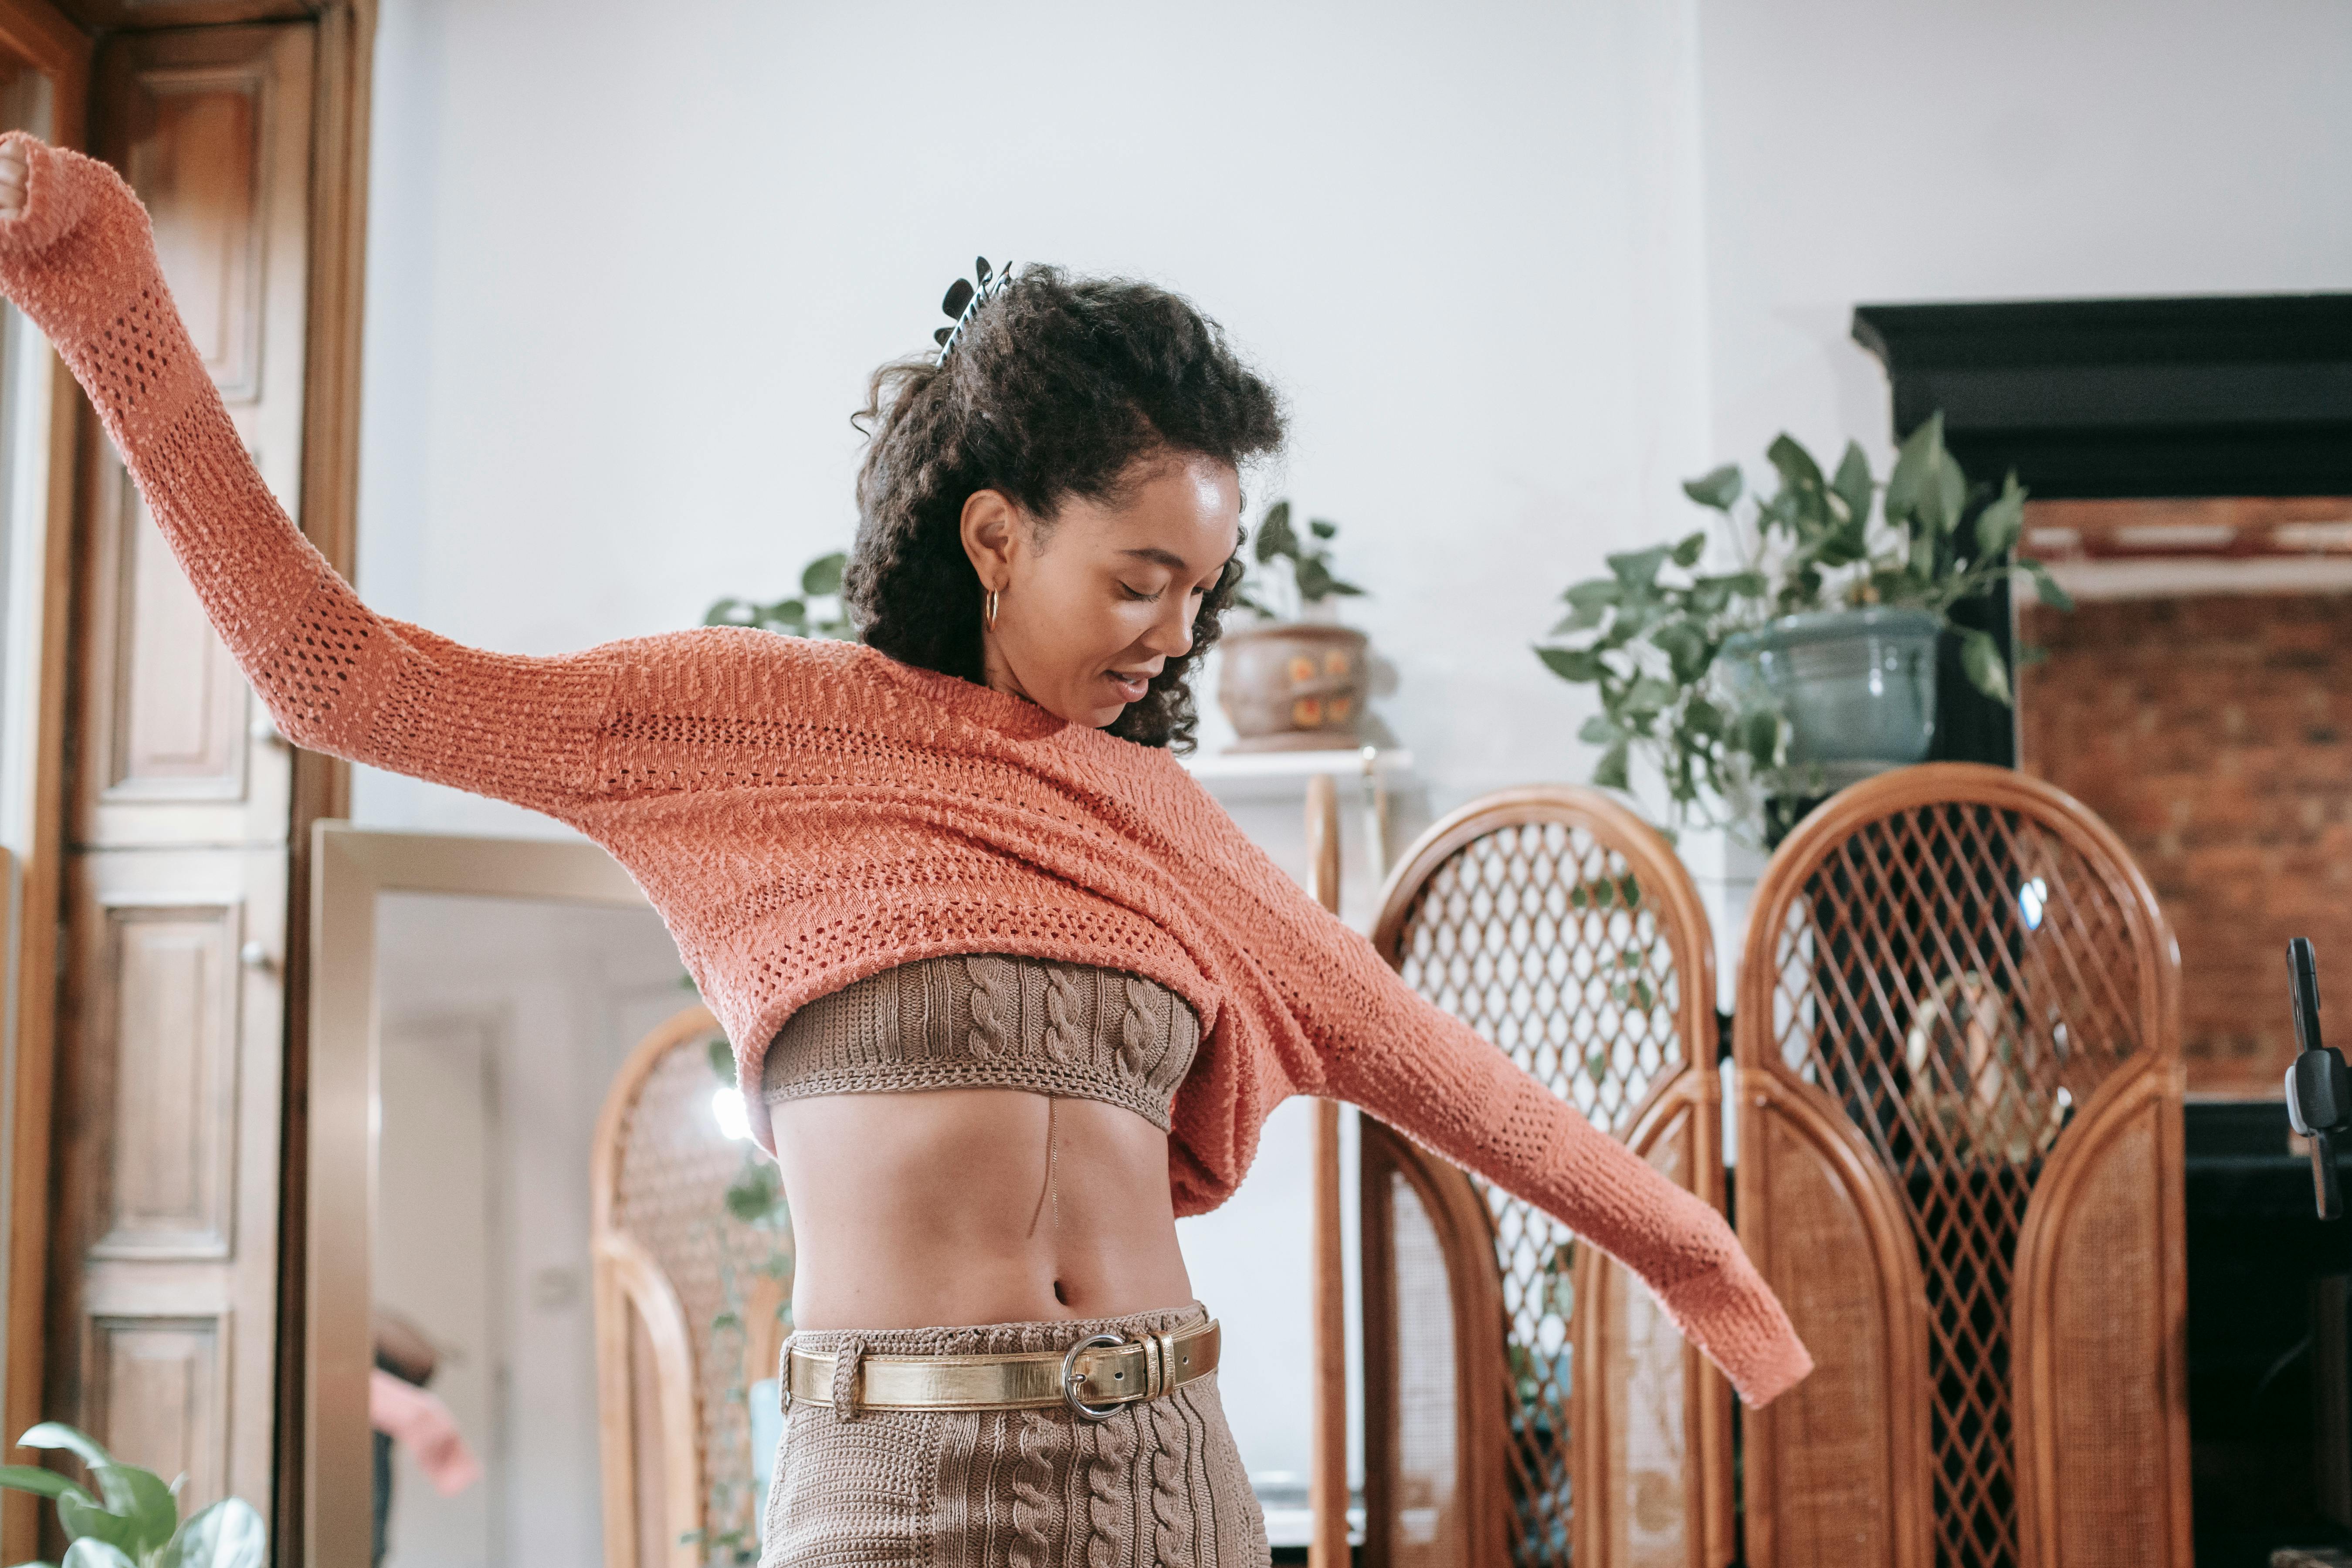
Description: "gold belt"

(786, 1316), (1220, 1422)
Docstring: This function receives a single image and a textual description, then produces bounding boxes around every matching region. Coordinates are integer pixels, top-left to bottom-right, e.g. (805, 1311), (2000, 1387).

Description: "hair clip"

(933, 256), (1012, 366)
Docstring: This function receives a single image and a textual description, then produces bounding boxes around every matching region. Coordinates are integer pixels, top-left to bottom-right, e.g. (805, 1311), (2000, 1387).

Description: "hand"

(0, 143), (23, 218)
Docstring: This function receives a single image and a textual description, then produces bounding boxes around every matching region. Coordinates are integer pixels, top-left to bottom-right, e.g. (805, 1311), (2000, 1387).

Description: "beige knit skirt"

(758, 1304), (1268, 1568)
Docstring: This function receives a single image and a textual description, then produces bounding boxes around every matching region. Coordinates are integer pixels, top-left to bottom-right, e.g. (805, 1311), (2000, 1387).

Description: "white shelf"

(1183, 746), (1414, 799)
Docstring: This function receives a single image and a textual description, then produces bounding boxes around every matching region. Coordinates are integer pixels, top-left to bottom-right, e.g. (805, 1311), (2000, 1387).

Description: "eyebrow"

(1117, 547), (1200, 573)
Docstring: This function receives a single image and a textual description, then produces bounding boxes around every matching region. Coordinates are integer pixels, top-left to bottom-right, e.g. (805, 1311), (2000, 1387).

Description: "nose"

(1142, 598), (1194, 659)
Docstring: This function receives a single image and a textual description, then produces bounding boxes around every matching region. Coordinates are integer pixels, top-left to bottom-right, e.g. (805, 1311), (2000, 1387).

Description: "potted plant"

(1534, 412), (2071, 834)
(1218, 501), (1372, 751)
(0, 1422), (264, 1566)
(705, 550), (853, 640)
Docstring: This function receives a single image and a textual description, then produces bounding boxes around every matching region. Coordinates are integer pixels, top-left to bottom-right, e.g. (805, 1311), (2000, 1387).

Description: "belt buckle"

(1061, 1332), (1125, 1422)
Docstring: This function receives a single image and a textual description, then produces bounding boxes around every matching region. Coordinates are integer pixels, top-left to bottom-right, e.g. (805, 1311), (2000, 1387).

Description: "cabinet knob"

(250, 714), (284, 746)
(239, 941), (273, 972)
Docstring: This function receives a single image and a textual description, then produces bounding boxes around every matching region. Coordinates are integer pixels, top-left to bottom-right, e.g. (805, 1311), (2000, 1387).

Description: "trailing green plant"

(0, 1423), (263, 1568)
(705, 550), (853, 639)
(1534, 412), (2072, 830)
(1234, 501), (1363, 621)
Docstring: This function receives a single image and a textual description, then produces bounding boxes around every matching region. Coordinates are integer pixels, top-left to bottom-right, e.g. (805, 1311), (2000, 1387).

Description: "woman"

(0, 135), (1809, 1566)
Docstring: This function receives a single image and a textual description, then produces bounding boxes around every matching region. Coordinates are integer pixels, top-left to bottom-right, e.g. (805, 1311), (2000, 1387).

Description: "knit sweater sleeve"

(0, 135), (613, 814)
(1299, 906), (1813, 1409)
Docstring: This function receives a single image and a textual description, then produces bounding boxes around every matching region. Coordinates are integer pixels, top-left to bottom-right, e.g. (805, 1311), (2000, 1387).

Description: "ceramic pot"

(1721, 607), (1940, 789)
(1217, 623), (1369, 752)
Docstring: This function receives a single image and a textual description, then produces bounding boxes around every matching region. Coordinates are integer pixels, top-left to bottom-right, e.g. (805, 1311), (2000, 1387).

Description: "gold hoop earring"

(985, 588), (1000, 630)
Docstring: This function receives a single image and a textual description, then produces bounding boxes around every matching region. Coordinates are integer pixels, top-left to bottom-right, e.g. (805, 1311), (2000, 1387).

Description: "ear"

(959, 488), (1023, 593)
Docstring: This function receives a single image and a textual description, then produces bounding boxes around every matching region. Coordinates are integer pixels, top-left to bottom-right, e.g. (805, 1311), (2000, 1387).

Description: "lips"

(1106, 669), (1156, 702)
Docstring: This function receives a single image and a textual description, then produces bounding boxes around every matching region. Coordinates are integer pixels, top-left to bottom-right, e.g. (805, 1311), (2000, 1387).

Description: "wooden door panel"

(128, 69), (263, 398)
(27, 7), (359, 1557)
(54, 843), (285, 1515)
(84, 893), (241, 1259)
(82, 1311), (229, 1504)
(75, 23), (309, 849)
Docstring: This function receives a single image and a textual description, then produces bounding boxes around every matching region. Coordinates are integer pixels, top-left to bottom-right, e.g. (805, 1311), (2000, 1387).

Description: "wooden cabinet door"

(74, 24), (311, 851)
(52, 847), (287, 1508)
(48, 20), (314, 1522)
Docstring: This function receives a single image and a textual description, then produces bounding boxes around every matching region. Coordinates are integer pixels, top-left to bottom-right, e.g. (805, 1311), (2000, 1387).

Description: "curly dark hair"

(844, 266), (1286, 751)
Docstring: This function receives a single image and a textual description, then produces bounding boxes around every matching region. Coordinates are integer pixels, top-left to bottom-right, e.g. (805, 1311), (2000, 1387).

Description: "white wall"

(1698, 0), (2352, 476)
(353, 0), (1716, 835)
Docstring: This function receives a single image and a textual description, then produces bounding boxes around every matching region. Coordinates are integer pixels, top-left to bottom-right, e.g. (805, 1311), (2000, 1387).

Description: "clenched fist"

(0, 142), (22, 217)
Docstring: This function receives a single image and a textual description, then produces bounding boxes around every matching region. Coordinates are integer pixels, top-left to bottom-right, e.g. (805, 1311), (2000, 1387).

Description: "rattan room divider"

(592, 1003), (793, 1568)
(1369, 786), (1735, 1568)
(1732, 762), (2190, 1568)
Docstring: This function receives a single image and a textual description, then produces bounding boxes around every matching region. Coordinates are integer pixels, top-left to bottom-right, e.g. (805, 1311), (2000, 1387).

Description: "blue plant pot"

(1721, 608), (1940, 789)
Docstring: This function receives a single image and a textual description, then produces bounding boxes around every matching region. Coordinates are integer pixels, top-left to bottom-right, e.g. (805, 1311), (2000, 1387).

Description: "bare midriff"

(770, 1087), (1194, 1330)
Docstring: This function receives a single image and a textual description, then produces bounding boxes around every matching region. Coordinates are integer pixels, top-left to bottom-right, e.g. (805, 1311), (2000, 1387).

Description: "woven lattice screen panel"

(609, 1036), (793, 1552)
(1738, 770), (2187, 1568)
(1382, 800), (1723, 1568)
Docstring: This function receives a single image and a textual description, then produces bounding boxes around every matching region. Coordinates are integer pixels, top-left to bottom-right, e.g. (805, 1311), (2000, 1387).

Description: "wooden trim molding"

(50, 0), (318, 31)
(0, 7), (89, 1559)
(273, 4), (369, 1549)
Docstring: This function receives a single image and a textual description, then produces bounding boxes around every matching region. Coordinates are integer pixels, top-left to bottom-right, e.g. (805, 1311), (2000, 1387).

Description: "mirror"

(307, 826), (677, 1567)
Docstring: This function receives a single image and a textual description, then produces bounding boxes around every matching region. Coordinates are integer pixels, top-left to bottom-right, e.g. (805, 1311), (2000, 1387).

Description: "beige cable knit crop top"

(761, 955), (1202, 1132)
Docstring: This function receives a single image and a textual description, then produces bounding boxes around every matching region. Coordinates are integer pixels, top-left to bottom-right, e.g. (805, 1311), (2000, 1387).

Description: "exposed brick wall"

(2020, 593), (2352, 1096)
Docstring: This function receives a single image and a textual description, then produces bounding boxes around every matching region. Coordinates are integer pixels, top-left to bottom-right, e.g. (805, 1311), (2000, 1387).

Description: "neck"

(980, 634), (1039, 707)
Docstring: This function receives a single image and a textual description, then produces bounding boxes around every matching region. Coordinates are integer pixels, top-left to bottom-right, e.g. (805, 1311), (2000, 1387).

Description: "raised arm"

(1301, 918), (1813, 1408)
(0, 134), (614, 816)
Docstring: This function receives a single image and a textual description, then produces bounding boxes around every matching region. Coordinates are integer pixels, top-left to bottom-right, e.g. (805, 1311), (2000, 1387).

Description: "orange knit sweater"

(0, 135), (1810, 1407)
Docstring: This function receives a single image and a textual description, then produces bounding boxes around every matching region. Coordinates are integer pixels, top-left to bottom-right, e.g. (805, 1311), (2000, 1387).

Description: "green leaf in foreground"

(55, 1492), (137, 1554)
(156, 1498), (265, 1568)
(91, 1466), (176, 1557)
(17, 1426), (113, 1474)
(59, 1542), (134, 1568)
(0, 1464), (88, 1503)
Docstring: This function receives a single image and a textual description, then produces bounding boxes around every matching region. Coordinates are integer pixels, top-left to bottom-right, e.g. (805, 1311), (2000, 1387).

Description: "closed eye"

(1120, 582), (1162, 603)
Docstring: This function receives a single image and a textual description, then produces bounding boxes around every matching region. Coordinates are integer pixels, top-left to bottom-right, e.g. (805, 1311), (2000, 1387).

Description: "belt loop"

(778, 1334), (794, 1413)
(831, 1337), (866, 1422)
(1134, 1332), (1156, 1399)
(1155, 1329), (1178, 1392)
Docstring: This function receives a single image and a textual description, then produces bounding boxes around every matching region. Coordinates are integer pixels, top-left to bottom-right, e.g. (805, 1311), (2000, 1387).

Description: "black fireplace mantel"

(1851, 293), (2352, 499)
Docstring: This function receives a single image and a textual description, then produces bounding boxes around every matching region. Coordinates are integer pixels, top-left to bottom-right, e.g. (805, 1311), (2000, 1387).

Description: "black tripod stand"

(2290, 937), (2352, 1219)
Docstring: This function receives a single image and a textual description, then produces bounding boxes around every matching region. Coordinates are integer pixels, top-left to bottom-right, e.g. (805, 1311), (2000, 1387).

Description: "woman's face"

(960, 453), (1241, 729)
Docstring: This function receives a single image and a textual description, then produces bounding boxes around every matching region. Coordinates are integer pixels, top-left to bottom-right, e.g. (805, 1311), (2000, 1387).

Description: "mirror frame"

(305, 821), (651, 1568)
